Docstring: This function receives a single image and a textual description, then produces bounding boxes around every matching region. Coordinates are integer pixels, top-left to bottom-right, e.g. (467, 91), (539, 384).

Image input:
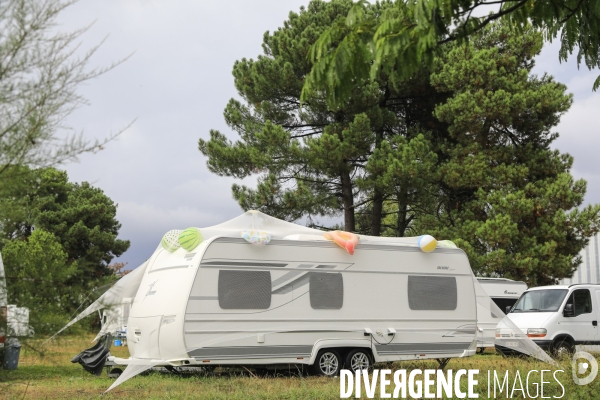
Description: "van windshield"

(511, 289), (568, 313)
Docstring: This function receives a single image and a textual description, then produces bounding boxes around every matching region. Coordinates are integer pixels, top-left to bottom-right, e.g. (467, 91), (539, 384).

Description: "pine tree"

(199, 0), (446, 234)
(200, 3), (599, 284)
(416, 24), (600, 285)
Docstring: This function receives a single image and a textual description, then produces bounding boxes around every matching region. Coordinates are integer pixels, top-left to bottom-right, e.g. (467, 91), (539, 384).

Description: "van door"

(595, 290), (600, 343)
(560, 289), (597, 344)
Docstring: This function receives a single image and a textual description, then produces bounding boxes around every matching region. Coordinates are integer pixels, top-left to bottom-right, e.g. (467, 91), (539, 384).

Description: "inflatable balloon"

(323, 230), (359, 255)
(178, 228), (203, 251)
(437, 240), (458, 249)
(241, 230), (271, 245)
(418, 235), (437, 252)
(161, 230), (182, 252)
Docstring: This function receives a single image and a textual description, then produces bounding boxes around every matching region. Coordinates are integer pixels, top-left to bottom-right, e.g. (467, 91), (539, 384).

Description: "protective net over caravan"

(55, 211), (559, 393)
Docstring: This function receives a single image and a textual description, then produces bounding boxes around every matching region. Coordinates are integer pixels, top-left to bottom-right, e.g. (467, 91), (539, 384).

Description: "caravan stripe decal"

(185, 317), (477, 322)
(189, 296), (218, 300)
(149, 264), (190, 273)
(375, 342), (471, 354)
(188, 345), (313, 359)
(201, 261), (287, 268)
(271, 265), (313, 287)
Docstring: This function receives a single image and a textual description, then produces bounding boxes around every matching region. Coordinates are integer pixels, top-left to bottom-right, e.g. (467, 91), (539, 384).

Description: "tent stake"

(436, 358), (450, 370)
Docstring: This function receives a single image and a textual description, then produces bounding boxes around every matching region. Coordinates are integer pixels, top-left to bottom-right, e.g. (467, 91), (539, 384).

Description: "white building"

(560, 234), (600, 284)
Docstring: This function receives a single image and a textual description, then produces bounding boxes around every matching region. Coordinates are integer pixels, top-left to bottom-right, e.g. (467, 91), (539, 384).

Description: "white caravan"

(107, 212), (479, 376)
(61, 212), (558, 391)
(499, 284), (600, 355)
(475, 278), (527, 350)
(99, 298), (132, 339)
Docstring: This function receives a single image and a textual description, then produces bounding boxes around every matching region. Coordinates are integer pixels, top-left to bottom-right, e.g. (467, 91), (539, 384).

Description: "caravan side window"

(218, 270), (271, 309)
(407, 275), (457, 311)
(310, 273), (343, 309)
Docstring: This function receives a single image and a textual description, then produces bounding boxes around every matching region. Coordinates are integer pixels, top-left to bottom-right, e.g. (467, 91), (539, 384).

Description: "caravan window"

(407, 276), (457, 311)
(218, 270), (271, 309)
(491, 298), (519, 315)
(310, 273), (343, 309)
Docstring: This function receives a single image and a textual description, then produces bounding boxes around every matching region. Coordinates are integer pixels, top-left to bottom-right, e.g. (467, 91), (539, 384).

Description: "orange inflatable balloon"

(323, 230), (359, 255)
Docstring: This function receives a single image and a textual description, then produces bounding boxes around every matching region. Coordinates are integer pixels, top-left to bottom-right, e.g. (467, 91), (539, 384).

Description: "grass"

(0, 335), (599, 399)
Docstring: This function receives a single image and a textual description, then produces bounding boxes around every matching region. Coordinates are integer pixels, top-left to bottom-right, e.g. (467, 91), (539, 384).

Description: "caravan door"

(128, 316), (162, 359)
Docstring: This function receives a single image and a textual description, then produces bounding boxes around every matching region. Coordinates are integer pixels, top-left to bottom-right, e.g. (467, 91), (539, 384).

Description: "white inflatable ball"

(418, 234), (437, 253)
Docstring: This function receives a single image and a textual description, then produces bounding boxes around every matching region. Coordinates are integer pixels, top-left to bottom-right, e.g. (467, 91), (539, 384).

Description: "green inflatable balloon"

(161, 230), (182, 252)
(178, 227), (203, 251)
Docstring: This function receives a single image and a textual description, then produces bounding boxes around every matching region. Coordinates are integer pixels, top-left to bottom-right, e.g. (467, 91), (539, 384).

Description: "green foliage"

(366, 133), (439, 237)
(2, 229), (78, 333)
(301, 1), (379, 106)
(4, 336), (594, 399)
(201, 2), (598, 284)
(0, 168), (129, 281)
(414, 24), (600, 285)
(0, 167), (69, 246)
(37, 179), (130, 284)
(304, 0), (600, 108)
(200, 0), (447, 235)
(0, 167), (129, 332)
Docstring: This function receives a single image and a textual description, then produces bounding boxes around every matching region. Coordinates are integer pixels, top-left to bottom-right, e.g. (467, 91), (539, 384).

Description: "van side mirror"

(563, 303), (574, 317)
(505, 306), (512, 314)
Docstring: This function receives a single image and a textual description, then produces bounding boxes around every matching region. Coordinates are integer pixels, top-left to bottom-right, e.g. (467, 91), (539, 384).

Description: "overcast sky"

(57, 0), (600, 270)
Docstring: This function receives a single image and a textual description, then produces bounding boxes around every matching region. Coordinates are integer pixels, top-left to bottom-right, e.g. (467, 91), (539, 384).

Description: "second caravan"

(475, 278), (528, 350)
(477, 278), (528, 312)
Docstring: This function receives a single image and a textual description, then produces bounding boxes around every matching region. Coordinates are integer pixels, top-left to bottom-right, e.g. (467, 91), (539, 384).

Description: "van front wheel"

(553, 340), (574, 357)
(312, 350), (341, 376)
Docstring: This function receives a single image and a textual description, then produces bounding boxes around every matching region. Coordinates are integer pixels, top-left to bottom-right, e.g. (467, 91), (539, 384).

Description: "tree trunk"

(371, 191), (383, 236)
(340, 170), (355, 232)
(370, 86), (389, 237)
(396, 188), (408, 237)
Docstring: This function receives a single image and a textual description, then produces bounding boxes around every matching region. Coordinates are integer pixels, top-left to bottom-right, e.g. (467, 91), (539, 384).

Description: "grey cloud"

(55, 1), (599, 269)
(61, 0), (309, 268)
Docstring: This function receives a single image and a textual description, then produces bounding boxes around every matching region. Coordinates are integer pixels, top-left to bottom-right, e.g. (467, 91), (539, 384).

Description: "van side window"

(408, 276), (457, 311)
(218, 270), (271, 309)
(566, 289), (593, 317)
(310, 273), (343, 309)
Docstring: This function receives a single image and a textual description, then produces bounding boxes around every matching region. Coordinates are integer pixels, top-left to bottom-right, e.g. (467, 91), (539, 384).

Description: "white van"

(499, 284), (600, 355)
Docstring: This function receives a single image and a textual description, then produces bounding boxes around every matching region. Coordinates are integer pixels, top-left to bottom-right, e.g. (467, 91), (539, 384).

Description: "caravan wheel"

(312, 350), (341, 377)
(346, 349), (372, 373)
(108, 368), (122, 379)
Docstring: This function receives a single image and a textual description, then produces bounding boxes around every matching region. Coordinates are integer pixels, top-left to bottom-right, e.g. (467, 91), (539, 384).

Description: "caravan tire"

(345, 349), (372, 373)
(108, 368), (122, 379)
(312, 350), (341, 377)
